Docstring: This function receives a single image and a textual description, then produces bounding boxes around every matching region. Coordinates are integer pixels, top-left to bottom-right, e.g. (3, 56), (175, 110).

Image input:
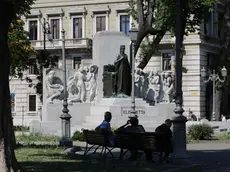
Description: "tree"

(129, 0), (218, 69)
(0, 0), (34, 171)
(8, 16), (35, 78)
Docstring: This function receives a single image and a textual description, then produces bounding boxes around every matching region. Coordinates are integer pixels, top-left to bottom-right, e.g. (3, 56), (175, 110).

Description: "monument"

(30, 31), (176, 136)
(80, 31), (176, 130)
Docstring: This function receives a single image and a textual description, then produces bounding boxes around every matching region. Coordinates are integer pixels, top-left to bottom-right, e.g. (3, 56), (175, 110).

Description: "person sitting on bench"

(116, 117), (153, 161)
(95, 111), (115, 146)
(155, 119), (173, 159)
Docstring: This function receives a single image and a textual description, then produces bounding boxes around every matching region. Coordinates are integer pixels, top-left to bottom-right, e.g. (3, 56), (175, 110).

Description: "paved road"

(187, 142), (230, 172)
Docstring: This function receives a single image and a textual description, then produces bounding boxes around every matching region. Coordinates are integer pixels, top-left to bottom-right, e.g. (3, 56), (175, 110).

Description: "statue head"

(90, 65), (99, 74)
(83, 66), (89, 73)
(153, 70), (158, 76)
(167, 75), (172, 84)
(120, 45), (125, 54)
(48, 70), (55, 78)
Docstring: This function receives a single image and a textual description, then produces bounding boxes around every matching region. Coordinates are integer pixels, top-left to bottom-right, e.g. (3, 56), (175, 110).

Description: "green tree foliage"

(8, 17), (35, 78)
(129, 0), (218, 69)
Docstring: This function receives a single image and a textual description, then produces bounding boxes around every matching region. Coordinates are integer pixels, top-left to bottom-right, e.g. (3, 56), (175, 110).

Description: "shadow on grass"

(20, 151), (179, 172)
(21, 154), (164, 172)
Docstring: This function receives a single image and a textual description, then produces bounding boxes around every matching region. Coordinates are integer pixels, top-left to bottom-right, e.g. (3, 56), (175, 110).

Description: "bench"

(83, 130), (115, 157)
(115, 132), (173, 162)
(83, 130), (173, 162)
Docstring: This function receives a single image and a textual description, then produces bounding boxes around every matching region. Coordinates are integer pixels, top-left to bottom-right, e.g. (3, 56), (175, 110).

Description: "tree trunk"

(0, 2), (22, 171)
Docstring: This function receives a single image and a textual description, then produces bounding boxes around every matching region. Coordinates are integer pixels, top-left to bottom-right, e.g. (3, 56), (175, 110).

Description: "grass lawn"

(15, 144), (179, 172)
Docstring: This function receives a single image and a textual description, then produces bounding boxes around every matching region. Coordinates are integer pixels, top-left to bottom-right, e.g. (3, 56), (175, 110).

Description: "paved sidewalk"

(187, 142), (230, 172)
(74, 141), (230, 172)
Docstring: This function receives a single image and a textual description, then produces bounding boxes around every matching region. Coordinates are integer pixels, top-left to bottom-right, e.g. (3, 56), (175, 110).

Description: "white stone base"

(30, 98), (177, 135)
(43, 102), (91, 125)
(82, 98), (176, 131)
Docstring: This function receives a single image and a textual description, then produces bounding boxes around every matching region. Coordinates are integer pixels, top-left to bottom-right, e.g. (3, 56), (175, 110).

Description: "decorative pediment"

(27, 10), (42, 18)
(92, 5), (110, 13)
(68, 7), (87, 18)
(46, 8), (64, 17)
(115, 4), (129, 13)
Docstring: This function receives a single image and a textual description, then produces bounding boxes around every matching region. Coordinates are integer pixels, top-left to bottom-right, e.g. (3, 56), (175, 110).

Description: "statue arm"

(86, 74), (93, 82)
(48, 83), (60, 89)
(114, 55), (124, 64)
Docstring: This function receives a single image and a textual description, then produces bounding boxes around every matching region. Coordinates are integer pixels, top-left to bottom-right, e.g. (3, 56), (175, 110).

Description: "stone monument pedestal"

(80, 98), (176, 131)
(30, 103), (91, 136)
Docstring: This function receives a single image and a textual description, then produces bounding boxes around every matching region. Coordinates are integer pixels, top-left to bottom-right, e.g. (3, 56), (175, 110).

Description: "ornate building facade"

(10, 0), (224, 125)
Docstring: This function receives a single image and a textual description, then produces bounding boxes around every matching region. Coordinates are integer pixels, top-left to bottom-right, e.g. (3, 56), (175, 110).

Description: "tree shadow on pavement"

(188, 149), (230, 172)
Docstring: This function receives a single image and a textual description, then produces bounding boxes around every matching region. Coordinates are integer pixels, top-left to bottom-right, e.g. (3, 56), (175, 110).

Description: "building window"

(10, 93), (15, 113)
(29, 20), (38, 40)
(162, 52), (172, 71)
(28, 95), (37, 112)
(73, 57), (82, 69)
(73, 18), (82, 38)
(120, 15), (130, 35)
(51, 19), (60, 39)
(204, 12), (214, 37)
(218, 13), (224, 39)
(96, 16), (106, 32)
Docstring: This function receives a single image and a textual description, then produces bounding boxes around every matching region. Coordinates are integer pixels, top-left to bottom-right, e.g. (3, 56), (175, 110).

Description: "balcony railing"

(31, 38), (92, 50)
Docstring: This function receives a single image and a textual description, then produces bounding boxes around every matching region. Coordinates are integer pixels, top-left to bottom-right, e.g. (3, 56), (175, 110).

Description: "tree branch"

(137, 30), (166, 69)
(135, 26), (161, 56)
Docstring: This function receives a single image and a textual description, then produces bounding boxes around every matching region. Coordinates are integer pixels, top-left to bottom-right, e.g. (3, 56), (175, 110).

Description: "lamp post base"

(171, 115), (189, 159)
(59, 137), (73, 148)
(212, 114), (216, 121)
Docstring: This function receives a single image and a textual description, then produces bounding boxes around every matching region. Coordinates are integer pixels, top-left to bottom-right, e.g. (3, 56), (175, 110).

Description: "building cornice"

(32, 0), (130, 8)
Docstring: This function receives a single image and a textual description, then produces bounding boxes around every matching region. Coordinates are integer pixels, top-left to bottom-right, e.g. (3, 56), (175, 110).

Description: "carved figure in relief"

(147, 70), (161, 103)
(161, 72), (167, 102)
(67, 67), (87, 103)
(86, 65), (99, 102)
(165, 74), (174, 103)
(134, 68), (144, 98)
(142, 70), (149, 100)
(45, 70), (64, 103)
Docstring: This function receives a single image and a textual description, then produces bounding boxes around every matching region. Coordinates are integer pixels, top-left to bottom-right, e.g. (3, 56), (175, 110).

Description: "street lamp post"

(42, 18), (52, 50)
(201, 66), (227, 121)
(129, 24), (138, 118)
(59, 29), (73, 147)
(171, 0), (189, 159)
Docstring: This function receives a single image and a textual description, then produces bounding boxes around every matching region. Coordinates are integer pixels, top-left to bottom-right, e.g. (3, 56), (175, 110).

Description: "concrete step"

(97, 98), (151, 106)
(85, 115), (170, 124)
(78, 122), (159, 132)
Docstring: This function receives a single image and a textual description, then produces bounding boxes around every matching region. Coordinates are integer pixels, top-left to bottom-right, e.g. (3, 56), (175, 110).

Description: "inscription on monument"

(121, 107), (146, 116)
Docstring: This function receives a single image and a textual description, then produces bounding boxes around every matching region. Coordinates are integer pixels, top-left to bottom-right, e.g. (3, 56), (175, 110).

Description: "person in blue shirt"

(95, 111), (115, 146)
